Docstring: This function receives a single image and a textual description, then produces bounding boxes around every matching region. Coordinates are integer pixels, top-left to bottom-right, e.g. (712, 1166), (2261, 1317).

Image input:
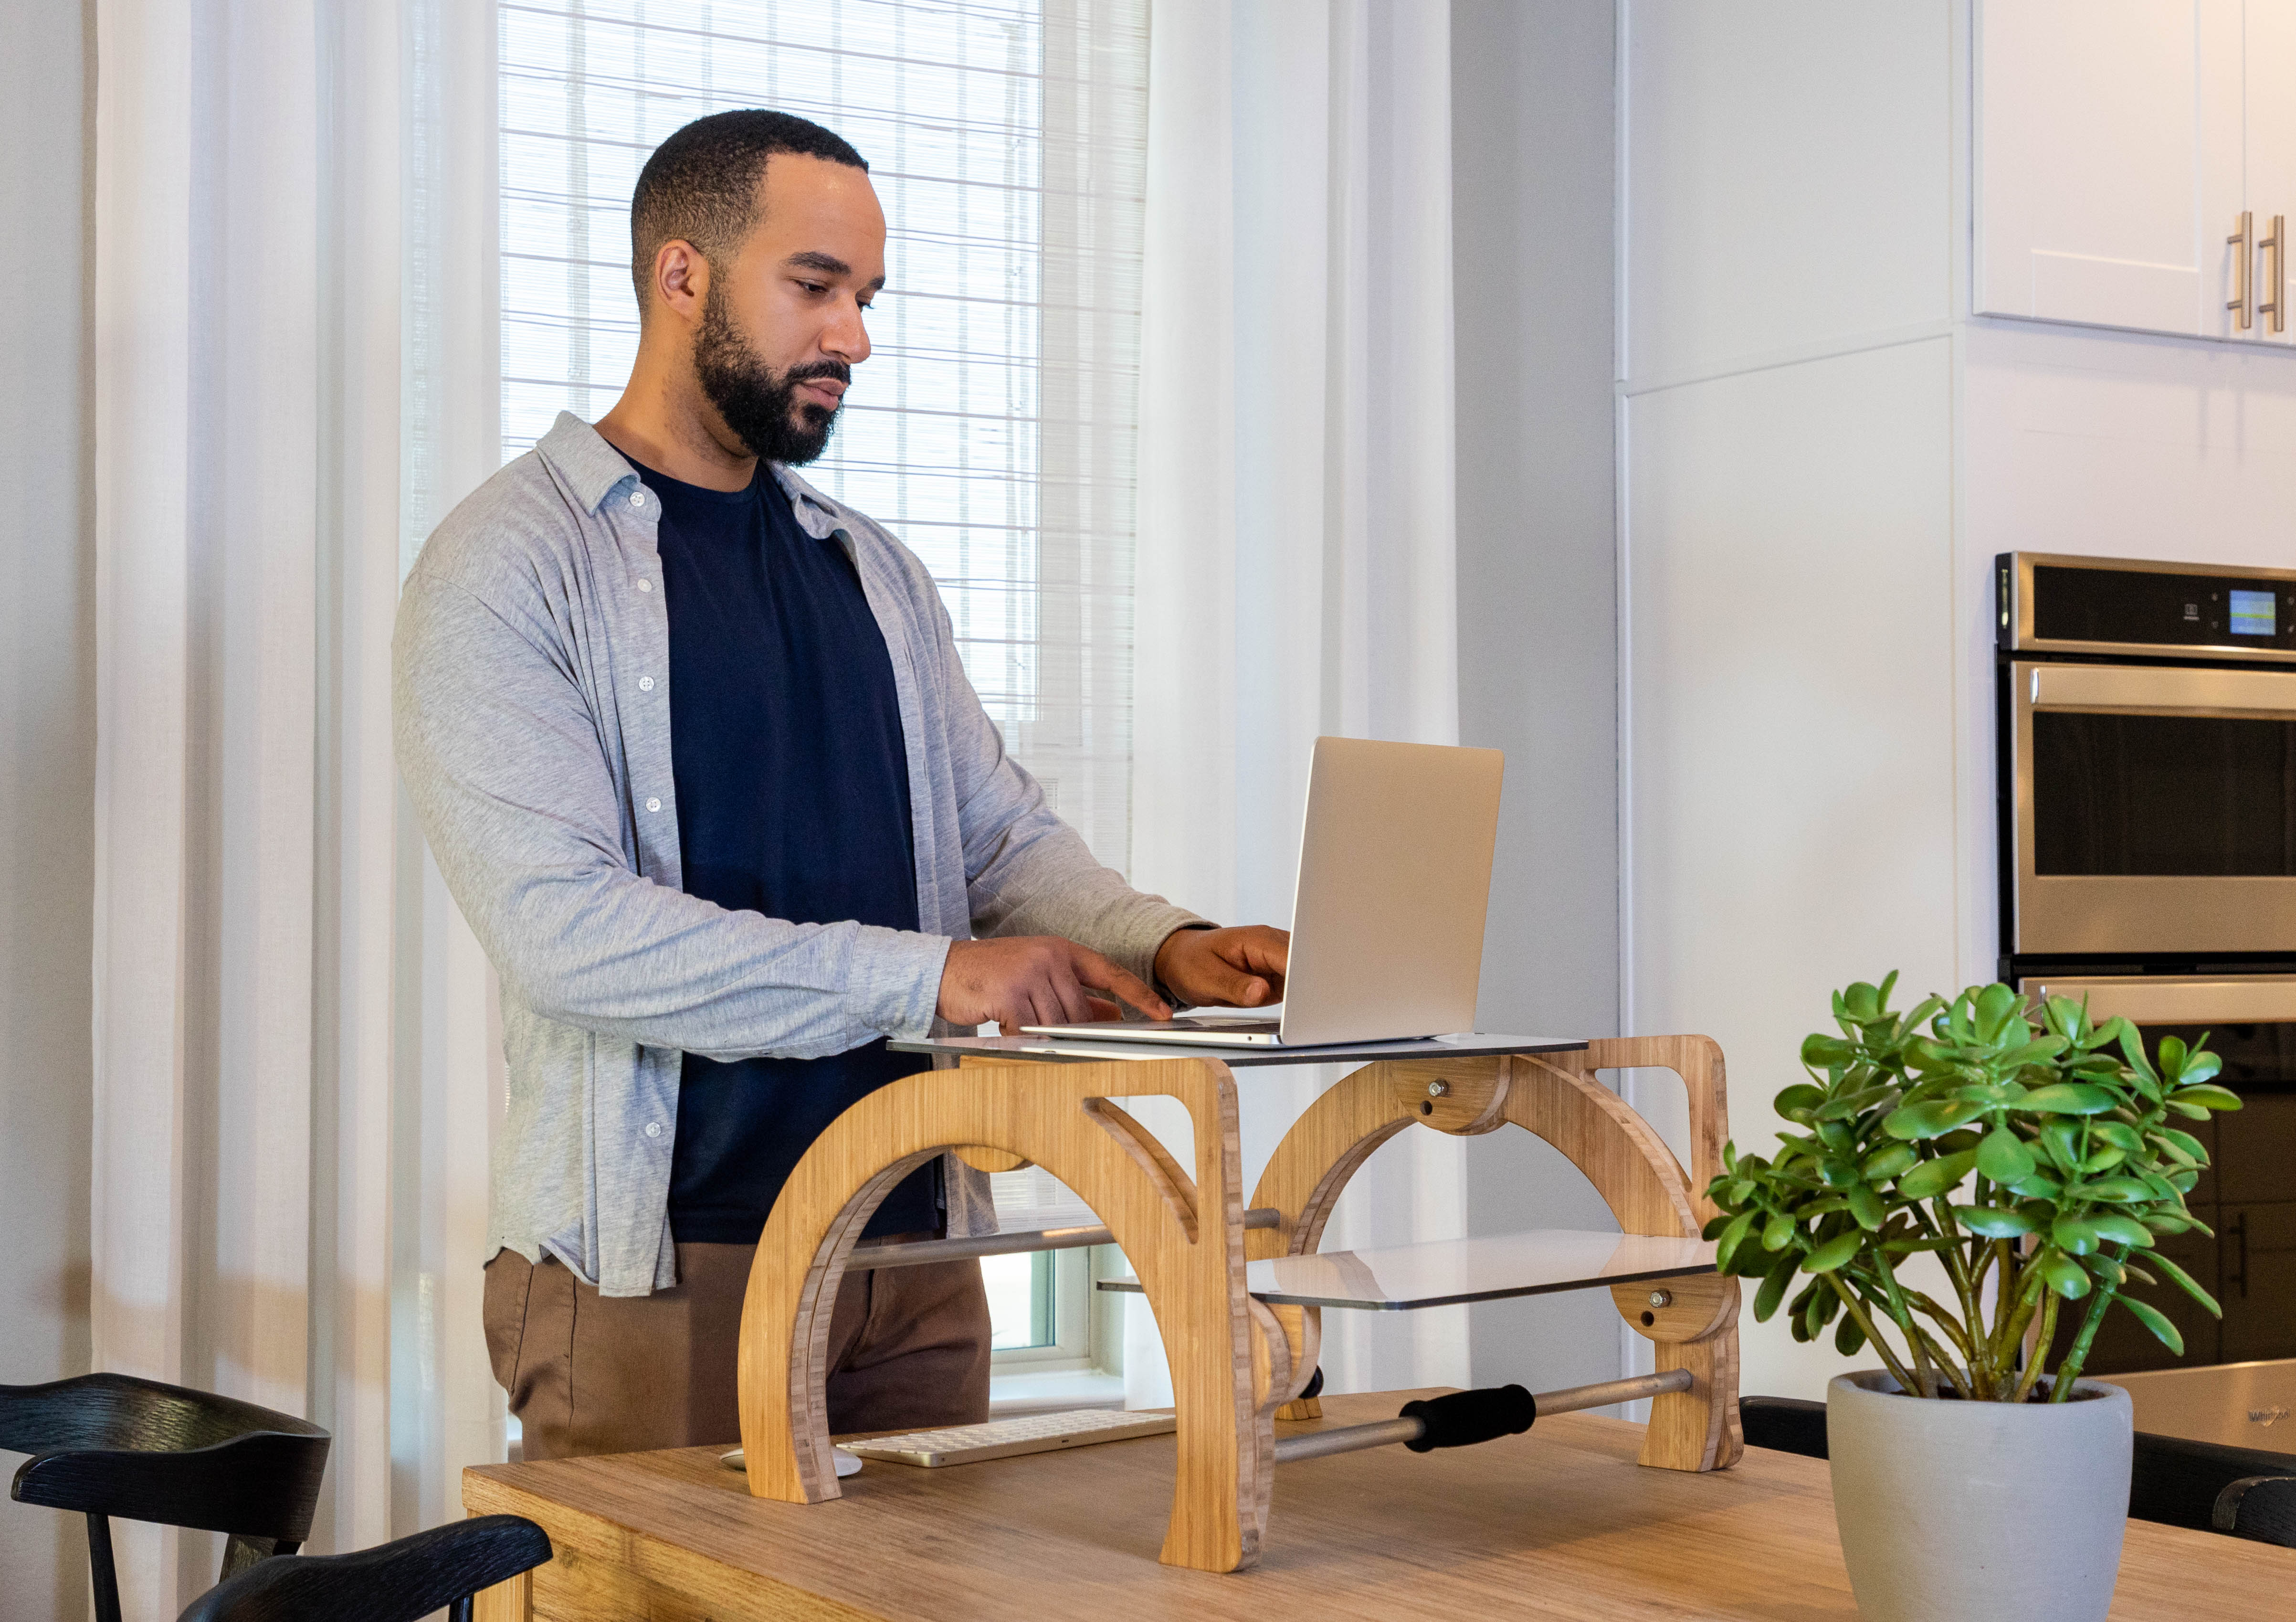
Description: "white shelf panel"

(1097, 1228), (1716, 1311)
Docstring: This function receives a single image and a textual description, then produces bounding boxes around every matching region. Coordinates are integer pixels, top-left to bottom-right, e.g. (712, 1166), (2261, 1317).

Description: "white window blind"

(499, 0), (1148, 866)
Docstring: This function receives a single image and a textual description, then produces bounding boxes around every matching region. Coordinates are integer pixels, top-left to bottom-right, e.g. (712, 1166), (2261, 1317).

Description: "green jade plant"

(1707, 975), (2243, 1402)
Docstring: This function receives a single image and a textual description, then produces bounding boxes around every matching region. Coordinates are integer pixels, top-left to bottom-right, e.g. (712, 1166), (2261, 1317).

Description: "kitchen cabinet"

(2243, 0), (2296, 342)
(2220, 1200), (2296, 1363)
(1975, 0), (2296, 343)
(2214, 1090), (2296, 1209)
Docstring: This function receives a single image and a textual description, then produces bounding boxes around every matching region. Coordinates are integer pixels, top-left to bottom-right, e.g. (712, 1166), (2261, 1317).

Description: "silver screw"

(1427, 1080), (1449, 1098)
(1648, 1290), (1672, 1309)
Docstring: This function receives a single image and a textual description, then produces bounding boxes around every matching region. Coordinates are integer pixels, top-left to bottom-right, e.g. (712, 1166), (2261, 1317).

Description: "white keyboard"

(841, 1407), (1177, 1467)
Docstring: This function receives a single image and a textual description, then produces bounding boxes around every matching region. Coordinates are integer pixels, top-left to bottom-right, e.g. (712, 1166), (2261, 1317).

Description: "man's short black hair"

(629, 110), (869, 307)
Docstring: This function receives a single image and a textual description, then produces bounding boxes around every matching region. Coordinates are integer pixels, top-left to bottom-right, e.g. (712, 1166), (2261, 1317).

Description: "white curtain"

(1125, 0), (1464, 1401)
(90, 0), (500, 1612)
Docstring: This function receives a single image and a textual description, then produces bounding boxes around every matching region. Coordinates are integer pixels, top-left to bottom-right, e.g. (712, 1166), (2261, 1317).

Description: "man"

(394, 109), (1287, 1461)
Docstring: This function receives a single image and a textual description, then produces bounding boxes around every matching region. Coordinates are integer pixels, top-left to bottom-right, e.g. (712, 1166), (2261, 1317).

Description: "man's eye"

(797, 281), (827, 294)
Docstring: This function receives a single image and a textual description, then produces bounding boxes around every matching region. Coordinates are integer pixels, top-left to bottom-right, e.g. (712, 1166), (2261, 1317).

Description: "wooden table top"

(463, 1390), (2296, 1621)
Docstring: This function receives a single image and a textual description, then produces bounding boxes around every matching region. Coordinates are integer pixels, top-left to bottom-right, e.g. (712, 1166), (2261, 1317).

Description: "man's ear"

(652, 239), (710, 326)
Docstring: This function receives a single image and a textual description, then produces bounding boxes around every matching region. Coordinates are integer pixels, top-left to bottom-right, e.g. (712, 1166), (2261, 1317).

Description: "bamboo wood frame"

(1247, 1038), (1744, 1474)
(732, 1036), (1740, 1575)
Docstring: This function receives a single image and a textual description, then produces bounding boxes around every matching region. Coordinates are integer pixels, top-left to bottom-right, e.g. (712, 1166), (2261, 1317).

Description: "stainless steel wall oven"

(1998, 554), (2296, 1387)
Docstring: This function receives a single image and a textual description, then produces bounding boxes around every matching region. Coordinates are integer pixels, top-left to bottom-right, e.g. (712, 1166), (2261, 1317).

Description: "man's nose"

(823, 297), (871, 366)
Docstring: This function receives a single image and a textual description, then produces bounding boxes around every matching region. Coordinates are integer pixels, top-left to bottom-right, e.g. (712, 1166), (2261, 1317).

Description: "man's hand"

(937, 936), (1170, 1029)
(1154, 925), (1290, 1010)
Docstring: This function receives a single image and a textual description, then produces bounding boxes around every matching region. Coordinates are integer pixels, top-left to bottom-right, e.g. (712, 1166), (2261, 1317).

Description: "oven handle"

(2029, 663), (2296, 718)
(2019, 976), (2296, 1027)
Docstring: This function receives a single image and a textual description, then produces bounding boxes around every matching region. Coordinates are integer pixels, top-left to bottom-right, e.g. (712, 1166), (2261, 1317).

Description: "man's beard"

(692, 288), (848, 465)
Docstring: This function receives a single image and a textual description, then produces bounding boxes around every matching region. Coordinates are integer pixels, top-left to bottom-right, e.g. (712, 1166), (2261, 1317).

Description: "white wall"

(1621, 0), (1953, 389)
(1, 0), (95, 1614)
(1625, 339), (1961, 1400)
(1451, 0), (1626, 1391)
(1619, 0), (1963, 1401)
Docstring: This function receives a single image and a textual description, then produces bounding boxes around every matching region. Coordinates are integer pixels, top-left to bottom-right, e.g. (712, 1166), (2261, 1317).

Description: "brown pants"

(483, 1241), (992, 1460)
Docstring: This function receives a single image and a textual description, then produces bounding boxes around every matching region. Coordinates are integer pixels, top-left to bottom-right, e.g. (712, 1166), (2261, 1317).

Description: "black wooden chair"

(2126, 1429), (2296, 1541)
(1739, 1395), (1831, 1460)
(175, 1515), (552, 1622)
(2215, 1474), (2296, 1544)
(1737, 1392), (2296, 1547)
(1, 1372), (331, 1622)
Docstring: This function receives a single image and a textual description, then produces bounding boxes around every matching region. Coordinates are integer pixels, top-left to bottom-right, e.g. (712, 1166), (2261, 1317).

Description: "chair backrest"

(3, 1373), (330, 1546)
(2214, 1475), (2296, 1548)
(176, 1516), (553, 1622)
(1739, 1396), (1828, 1460)
(2130, 1429), (2296, 1533)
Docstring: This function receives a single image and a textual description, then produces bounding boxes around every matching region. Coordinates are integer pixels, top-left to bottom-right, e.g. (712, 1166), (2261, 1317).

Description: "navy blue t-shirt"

(639, 457), (940, 1244)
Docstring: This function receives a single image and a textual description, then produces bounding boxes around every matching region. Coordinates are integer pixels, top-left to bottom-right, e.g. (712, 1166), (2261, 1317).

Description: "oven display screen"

(2232, 588), (2278, 637)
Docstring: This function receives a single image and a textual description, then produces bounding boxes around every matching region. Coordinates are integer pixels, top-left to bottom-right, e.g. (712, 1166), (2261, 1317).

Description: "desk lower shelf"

(1097, 1228), (1718, 1311)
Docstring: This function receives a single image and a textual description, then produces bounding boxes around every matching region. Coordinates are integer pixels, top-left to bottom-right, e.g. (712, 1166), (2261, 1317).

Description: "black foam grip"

(1399, 1384), (1537, 1452)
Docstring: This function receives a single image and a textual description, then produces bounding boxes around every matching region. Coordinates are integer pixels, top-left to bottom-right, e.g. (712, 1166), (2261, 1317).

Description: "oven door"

(2010, 660), (2296, 955)
(2019, 975), (2296, 1373)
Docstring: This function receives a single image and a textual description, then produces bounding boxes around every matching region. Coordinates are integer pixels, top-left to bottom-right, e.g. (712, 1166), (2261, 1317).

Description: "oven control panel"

(1999, 552), (2296, 660)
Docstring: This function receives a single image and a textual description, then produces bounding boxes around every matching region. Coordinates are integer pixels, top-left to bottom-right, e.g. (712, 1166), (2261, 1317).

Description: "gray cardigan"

(394, 413), (1204, 1296)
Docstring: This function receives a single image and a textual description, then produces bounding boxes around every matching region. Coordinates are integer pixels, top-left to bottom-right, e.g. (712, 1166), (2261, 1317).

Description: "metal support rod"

(847, 1205), (1281, 1270)
(1270, 1369), (1694, 1466)
(1274, 1416), (1426, 1464)
(1530, 1368), (1694, 1418)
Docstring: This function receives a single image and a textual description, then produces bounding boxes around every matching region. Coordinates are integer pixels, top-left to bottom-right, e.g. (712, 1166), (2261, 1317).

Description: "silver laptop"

(1022, 737), (1504, 1048)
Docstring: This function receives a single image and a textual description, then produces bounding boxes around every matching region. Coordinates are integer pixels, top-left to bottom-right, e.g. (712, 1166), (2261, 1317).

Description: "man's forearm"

(971, 856), (1208, 988)
(481, 863), (952, 1059)
(955, 766), (1205, 984)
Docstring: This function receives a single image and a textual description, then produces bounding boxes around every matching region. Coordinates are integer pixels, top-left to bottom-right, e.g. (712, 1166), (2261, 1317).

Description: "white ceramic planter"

(1827, 1370), (2133, 1622)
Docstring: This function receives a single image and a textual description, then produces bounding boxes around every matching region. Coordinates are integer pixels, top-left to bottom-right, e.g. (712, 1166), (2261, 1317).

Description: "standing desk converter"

(689, 1031), (1744, 1574)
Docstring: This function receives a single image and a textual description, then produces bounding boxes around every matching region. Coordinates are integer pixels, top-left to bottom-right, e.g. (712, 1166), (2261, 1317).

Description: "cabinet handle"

(2264, 215), (2286, 336)
(2231, 1210), (2251, 1300)
(2231, 212), (2255, 330)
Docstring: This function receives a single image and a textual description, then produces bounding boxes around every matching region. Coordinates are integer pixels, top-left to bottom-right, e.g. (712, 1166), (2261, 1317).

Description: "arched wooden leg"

(737, 1057), (1281, 1572)
(1563, 1035), (1731, 1219)
(1267, 1303), (1322, 1420)
(1247, 1058), (1512, 1420)
(1612, 1274), (1744, 1471)
(1247, 1043), (1742, 1473)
